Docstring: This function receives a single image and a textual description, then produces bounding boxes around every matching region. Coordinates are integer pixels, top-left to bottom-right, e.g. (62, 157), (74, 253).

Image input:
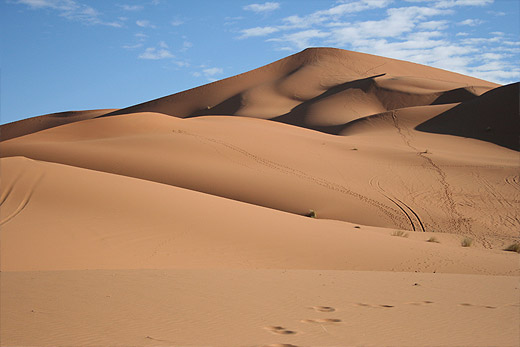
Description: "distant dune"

(1, 48), (518, 346)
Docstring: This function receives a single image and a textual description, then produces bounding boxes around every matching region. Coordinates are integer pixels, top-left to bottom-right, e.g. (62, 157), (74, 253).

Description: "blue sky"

(1, 0), (518, 124)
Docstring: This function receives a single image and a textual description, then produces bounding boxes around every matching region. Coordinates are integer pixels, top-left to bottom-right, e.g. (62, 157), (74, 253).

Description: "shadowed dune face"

(416, 83), (520, 151)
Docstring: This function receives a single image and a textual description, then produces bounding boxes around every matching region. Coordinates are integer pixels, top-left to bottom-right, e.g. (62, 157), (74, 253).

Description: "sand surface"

(1, 47), (518, 346)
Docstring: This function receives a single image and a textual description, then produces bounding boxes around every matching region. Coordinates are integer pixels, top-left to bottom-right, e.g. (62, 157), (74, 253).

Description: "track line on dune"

(390, 111), (474, 238)
(505, 174), (520, 193)
(393, 197), (426, 232)
(173, 129), (403, 225)
(369, 176), (422, 232)
(0, 173), (44, 226)
(0, 173), (23, 207)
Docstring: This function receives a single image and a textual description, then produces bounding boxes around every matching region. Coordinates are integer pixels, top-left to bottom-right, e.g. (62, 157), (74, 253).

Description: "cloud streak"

(16, 0), (122, 26)
(243, 2), (280, 13)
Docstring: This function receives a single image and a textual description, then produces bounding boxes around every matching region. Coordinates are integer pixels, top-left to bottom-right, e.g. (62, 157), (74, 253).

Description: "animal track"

(311, 305), (336, 312)
(355, 303), (393, 308)
(407, 300), (435, 306)
(264, 326), (297, 335)
(301, 318), (342, 323)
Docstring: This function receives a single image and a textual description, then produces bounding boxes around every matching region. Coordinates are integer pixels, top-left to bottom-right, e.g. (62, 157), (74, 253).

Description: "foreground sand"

(2, 270), (519, 346)
(1, 48), (518, 346)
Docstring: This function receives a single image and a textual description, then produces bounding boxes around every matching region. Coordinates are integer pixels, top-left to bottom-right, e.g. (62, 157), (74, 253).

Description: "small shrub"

(504, 243), (520, 253)
(461, 237), (473, 247)
(306, 210), (317, 218)
(391, 230), (409, 238)
(427, 237), (439, 243)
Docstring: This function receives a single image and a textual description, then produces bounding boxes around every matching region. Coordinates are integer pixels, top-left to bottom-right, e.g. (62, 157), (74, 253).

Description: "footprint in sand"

(264, 326), (297, 335)
(263, 344), (299, 347)
(407, 300), (435, 306)
(459, 303), (497, 309)
(355, 303), (394, 308)
(301, 318), (342, 324)
(311, 305), (336, 312)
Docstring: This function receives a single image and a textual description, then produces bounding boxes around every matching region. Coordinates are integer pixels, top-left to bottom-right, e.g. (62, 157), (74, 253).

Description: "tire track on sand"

(370, 176), (425, 232)
(0, 172), (44, 226)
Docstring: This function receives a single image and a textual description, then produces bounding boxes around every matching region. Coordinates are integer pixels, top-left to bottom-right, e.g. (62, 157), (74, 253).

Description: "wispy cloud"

(16, 0), (123, 26)
(122, 43), (143, 49)
(433, 0), (493, 8)
(181, 41), (193, 51)
(239, 26), (279, 38)
(268, 30), (329, 50)
(203, 67), (223, 76)
(139, 42), (174, 59)
(243, 2), (280, 13)
(119, 4), (143, 11)
(171, 19), (184, 26)
(279, 0), (392, 29)
(458, 19), (484, 26)
(193, 67), (224, 81)
(136, 19), (156, 28)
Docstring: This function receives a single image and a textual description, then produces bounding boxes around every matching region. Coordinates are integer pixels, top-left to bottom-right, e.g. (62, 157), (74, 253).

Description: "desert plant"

(427, 237), (439, 243)
(391, 230), (409, 238)
(504, 243), (520, 253)
(461, 237), (473, 247)
(306, 210), (317, 218)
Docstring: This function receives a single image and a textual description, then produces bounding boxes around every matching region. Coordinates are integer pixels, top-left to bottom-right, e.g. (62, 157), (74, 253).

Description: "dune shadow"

(415, 83), (519, 151)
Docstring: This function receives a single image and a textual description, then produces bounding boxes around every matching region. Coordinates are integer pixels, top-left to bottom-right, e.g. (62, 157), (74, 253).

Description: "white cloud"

(458, 19), (484, 26)
(243, 2), (280, 12)
(16, 0), (123, 26)
(418, 20), (448, 30)
(203, 67), (223, 76)
(138, 47), (174, 60)
(240, 26), (280, 38)
(159, 41), (168, 48)
(192, 67), (224, 81)
(268, 30), (329, 50)
(174, 61), (190, 68)
(329, 6), (449, 45)
(119, 4), (143, 11)
(122, 43), (143, 49)
(434, 0), (493, 8)
(171, 19), (184, 26)
(136, 19), (156, 28)
(181, 41), (193, 51)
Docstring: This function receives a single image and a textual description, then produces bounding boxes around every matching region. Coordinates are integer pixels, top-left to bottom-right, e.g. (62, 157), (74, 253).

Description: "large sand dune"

(1, 48), (518, 346)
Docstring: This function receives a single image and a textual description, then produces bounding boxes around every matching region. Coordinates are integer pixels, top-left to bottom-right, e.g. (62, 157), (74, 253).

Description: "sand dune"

(0, 47), (518, 346)
(0, 109), (116, 142)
